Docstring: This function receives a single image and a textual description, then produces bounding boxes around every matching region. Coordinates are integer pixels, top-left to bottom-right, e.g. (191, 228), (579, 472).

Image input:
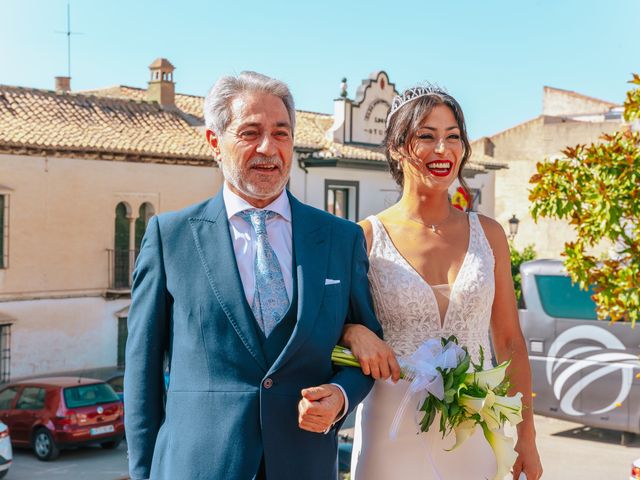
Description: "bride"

(341, 85), (542, 479)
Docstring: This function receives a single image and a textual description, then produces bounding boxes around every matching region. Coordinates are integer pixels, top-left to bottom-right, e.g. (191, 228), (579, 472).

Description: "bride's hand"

(341, 324), (401, 382)
(512, 432), (543, 480)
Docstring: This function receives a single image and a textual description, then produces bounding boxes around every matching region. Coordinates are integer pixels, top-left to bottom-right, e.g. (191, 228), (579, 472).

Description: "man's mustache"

(247, 156), (282, 169)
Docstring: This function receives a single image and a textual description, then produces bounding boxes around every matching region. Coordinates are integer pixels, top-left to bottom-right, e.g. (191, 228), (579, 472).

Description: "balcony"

(107, 249), (138, 294)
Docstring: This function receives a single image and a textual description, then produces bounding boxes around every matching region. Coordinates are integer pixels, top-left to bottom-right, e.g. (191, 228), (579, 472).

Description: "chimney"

(147, 58), (175, 107)
(55, 76), (71, 93)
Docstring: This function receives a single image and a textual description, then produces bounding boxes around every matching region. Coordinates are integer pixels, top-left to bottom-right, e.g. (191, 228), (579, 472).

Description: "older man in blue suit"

(124, 71), (382, 480)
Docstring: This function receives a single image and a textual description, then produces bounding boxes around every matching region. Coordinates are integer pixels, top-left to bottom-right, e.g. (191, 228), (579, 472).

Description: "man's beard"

(221, 155), (289, 200)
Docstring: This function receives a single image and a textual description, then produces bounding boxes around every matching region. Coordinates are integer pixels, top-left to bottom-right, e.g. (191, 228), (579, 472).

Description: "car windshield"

(63, 383), (120, 408)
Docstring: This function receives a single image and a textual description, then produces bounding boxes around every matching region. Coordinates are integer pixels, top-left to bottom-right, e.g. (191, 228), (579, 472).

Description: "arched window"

(113, 202), (131, 288)
(135, 202), (155, 252)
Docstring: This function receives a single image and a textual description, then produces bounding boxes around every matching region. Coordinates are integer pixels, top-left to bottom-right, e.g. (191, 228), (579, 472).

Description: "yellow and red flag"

(451, 186), (471, 211)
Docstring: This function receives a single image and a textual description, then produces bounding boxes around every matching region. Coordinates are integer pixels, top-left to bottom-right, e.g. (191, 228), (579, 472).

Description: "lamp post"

(508, 214), (520, 240)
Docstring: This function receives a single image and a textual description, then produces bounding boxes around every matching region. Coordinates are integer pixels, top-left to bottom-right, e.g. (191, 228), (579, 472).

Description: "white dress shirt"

(222, 183), (348, 426)
(223, 184), (293, 306)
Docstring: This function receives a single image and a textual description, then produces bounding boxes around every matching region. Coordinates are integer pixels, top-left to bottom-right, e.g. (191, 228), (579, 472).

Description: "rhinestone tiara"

(386, 83), (449, 126)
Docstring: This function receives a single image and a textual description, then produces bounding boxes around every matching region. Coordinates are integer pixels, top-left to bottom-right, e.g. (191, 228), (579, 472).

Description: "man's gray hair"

(203, 71), (296, 135)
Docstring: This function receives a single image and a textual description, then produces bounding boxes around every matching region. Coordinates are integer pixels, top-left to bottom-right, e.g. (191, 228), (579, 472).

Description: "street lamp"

(508, 214), (520, 240)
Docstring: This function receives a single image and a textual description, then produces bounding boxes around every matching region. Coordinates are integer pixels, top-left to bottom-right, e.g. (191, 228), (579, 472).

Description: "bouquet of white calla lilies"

(331, 336), (524, 480)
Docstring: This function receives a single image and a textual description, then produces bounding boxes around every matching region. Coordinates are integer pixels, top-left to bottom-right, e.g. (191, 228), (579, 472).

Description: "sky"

(1, 0), (638, 139)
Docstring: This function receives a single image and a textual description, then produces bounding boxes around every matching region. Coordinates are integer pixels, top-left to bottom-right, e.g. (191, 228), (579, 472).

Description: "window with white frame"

(325, 180), (359, 221)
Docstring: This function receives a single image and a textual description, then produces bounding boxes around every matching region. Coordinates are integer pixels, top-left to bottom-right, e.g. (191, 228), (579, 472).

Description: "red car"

(0, 377), (124, 460)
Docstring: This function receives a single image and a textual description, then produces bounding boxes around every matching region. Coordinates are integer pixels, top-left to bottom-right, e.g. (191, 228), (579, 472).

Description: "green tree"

(529, 74), (640, 325)
(510, 243), (536, 304)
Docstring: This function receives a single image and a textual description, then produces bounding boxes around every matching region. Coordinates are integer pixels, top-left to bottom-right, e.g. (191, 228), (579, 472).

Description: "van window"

(535, 275), (598, 320)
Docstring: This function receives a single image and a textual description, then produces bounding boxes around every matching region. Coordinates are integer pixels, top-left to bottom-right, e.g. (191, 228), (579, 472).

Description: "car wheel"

(33, 428), (60, 461)
(0, 470), (7, 479)
(100, 437), (123, 449)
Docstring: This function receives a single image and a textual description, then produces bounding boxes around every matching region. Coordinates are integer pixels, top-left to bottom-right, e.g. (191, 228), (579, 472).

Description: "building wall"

(0, 153), (222, 378)
(542, 87), (613, 116)
(289, 160), (400, 221)
(2, 297), (129, 377)
(0, 154), (222, 299)
(491, 117), (621, 258)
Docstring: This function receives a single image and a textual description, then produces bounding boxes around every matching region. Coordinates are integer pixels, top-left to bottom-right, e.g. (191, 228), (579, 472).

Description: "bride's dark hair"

(383, 88), (471, 195)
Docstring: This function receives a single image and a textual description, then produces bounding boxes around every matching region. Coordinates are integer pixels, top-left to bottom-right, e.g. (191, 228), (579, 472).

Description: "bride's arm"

(340, 324), (401, 382)
(481, 216), (543, 480)
(339, 220), (401, 382)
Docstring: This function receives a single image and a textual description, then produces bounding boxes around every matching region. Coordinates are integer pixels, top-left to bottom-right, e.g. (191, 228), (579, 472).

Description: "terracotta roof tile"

(0, 86), (212, 162)
(2, 84), (500, 173)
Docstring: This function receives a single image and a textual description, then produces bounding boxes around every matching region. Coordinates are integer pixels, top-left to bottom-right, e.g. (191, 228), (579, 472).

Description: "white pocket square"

(324, 279), (341, 285)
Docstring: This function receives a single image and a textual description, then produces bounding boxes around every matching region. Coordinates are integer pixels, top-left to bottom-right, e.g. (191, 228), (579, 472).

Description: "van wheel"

(100, 437), (123, 449)
(621, 431), (636, 446)
(33, 428), (60, 461)
(0, 470), (7, 478)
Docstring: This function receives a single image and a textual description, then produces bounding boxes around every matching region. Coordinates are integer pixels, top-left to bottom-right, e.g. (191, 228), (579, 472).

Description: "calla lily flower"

(464, 360), (510, 390)
(481, 422), (518, 480)
(492, 392), (524, 426)
(447, 419), (477, 451)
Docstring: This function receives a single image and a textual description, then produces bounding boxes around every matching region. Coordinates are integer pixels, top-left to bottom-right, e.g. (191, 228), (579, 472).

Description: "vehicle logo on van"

(546, 325), (639, 416)
(97, 406), (104, 414)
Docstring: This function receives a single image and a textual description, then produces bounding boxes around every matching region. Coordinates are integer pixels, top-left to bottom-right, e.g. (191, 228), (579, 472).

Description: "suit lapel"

(189, 192), (268, 372)
(269, 193), (330, 374)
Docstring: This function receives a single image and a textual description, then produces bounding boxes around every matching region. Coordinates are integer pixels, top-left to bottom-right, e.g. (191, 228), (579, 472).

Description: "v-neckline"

(373, 214), (473, 329)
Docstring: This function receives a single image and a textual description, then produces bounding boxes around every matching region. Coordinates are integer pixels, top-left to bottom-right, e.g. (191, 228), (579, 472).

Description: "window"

(135, 203), (155, 252)
(0, 194), (7, 268)
(535, 275), (598, 320)
(324, 180), (359, 221)
(117, 317), (128, 367)
(63, 383), (119, 408)
(0, 387), (18, 410)
(0, 324), (10, 383)
(16, 387), (46, 410)
(113, 202), (131, 289)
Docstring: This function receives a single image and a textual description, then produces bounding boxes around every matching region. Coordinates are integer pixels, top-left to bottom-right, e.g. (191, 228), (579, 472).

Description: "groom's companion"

(124, 71), (381, 480)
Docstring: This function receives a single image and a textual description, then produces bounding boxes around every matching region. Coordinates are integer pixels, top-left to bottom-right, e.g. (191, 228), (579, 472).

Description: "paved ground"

(8, 442), (128, 480)
(4, 415), (640, 479)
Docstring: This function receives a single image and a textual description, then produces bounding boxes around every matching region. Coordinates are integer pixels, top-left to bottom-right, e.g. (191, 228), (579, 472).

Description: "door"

(0, 386), (19, 441)
(13, 387), (46, 443)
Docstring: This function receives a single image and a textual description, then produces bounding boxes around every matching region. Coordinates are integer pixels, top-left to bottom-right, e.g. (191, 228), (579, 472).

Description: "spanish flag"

(451, 186), (471, 211)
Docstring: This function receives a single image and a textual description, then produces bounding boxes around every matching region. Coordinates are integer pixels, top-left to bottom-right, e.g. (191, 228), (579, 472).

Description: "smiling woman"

(339, 84), (543, 480)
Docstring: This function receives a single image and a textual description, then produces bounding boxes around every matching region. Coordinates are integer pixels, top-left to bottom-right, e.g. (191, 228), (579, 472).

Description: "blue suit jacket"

(124, 191), (382, 480)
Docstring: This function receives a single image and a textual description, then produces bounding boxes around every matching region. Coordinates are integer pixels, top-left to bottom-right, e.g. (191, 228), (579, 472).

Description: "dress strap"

(467, 212), (494, 263)
(365, 215), (385, 255)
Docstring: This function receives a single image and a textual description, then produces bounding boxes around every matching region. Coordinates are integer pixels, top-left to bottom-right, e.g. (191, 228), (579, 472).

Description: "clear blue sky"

(2, 0), (638, 139)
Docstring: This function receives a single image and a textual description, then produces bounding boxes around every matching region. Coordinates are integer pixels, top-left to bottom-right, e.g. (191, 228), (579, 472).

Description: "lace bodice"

(367, 213), (495, 366)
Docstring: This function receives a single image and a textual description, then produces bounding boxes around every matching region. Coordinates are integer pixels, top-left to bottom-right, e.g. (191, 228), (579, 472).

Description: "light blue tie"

(237, 209), (290, 337)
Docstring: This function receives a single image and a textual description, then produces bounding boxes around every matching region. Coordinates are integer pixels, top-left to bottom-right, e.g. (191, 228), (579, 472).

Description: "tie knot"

(238, 209), (276, 235)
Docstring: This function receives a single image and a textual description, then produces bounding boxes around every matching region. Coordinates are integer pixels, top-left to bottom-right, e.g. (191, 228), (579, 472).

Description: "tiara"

(386, 83), (449, 126)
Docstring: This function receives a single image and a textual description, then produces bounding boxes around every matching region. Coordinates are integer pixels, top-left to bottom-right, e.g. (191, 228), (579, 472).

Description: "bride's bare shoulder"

(357, 207), (395, 255)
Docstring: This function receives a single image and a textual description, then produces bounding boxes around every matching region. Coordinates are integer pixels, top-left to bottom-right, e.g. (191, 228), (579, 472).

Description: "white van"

(519, 259), (640, 442)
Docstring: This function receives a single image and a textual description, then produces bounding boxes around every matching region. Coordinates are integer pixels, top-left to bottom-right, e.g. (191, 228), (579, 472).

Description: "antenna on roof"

(55, 1), (82, 80)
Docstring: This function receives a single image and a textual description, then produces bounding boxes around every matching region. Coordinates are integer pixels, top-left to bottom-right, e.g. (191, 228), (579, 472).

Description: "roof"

(0, 85), (213, 164)
(0, 83), (500, 173)
(149, 58), (175, 70)
(81, 85), (499, 171)
(543, 86), (618, 108)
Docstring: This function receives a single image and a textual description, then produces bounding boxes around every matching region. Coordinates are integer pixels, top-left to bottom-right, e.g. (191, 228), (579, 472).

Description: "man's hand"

(297, 384), (345, 433)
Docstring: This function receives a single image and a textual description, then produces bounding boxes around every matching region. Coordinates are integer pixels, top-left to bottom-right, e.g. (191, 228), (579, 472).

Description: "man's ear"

(205, 129), (220, 156)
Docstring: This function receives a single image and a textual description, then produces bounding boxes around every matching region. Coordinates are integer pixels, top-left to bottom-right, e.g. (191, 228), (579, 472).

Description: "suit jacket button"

(263, 378), (273, 389)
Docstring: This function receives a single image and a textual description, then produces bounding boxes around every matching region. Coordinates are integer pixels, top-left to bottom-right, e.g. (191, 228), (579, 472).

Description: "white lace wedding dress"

(351, 213), (500, 480)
